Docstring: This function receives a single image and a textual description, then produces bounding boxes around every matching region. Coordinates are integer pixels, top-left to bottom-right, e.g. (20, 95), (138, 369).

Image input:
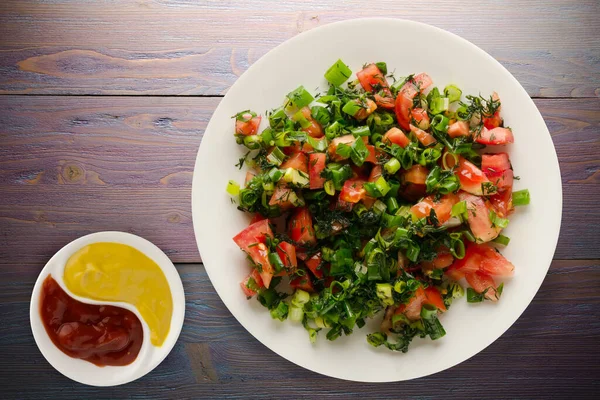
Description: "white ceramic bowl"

(192, 18), (562, 382)
(30, 231), (186, 386)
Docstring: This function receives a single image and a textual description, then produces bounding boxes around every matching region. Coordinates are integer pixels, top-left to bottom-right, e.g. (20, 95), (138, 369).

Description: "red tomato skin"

(299, 107), (324, 138)
(290, 274), (315, 293)
(394, 93), (413, 131)
(305, 252), (324, 279)
(402, 286), (427, 320)
(424, 287), (447, 312)
(410, 193), (459, 225)
(447, 120), (470, 138)
(403, 164), (430, 185)
(233, 219), (274, 287)
(466, 271), (498, 301)
(288, 207), (317, 247)
(356, 64), (388, 92)
(411, 108), (430, 130)
(482, 153), (513, 191)
(340, 179), (366, 203)
(475, 127), (514, 145)
(489, 189), (514, 218)
(268, 187), (294, 209)
(277, 241), (298, 271)
(281, 152), (309, 174)
(459, 191), (502, 243)
(383, 127), (411, 148)
(365, 145), (378, 163)
(413, 73), (433, 90)
(309, 153), (327, 189)
(410, 124), (437, 146)
(235, 116), (261, 136)
(455, 157), (492, 196)
(374, 93), (395, 110)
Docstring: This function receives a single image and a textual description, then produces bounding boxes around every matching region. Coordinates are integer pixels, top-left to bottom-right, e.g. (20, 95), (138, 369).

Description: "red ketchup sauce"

(39, 275), (143, 366)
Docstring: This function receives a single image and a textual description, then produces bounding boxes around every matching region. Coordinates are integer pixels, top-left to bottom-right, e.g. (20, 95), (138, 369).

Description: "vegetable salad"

(227, 59), (530, 352)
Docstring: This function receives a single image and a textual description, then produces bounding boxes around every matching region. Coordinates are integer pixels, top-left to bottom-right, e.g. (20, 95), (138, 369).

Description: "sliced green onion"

(307, 136), (328, 152)
(324, 180), (335, 195)
(493, 234), (511, 246)
(394, 280), (407, 293)
(266, 147), (286, 166)
(268, 252), (285, 273)
(420, 303), (438, 319)
(267, 167), (283, 183)
(268, 107), (287, 129)
(310, 105), (330, 126)
(429, 97), (449, 115)
(375, 61), (387, 75)
(288, 305), (304, 322)
(282, 168), (310, 187)
(366, 332), (387, 347)
(261, 128), (274, 146)
(226, 180), (240, 196)
(467, 288), (485, 303)
(373, 199), (387, 215)
(489, 210), (509, 229)
(342, 99), (363, 117)
(262, 181), (274, 193)
(376, 283), (394, 306)
(325, 120), (343, 140)
(405, 241), (420, 262)
(243, 135), (262, 150)
(270, 301), (288, 321)
(448, 282), (464, 299)
(384, 158), (401, 174)
(386, 197), (400, 214)
(442, 152), (459, 170)
(351, 125), (370, 137)
(286, 85), (314, 109)
(451, 200), (467, 218)
(450, 238), (466, 259)
(444, 84), (462, 103)
(324, 59), (352, 86)
(513, 189), (530, 206)
(462, 230), (476, 242)
(292, 289), (310, 306)
(292, 109), (312, 129)
(239, 188), (258, 207)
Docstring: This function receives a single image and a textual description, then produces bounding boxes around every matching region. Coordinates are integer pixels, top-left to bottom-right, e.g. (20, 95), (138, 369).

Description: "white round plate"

(192, 18), (562, 382)
(30, 231), (186, 386)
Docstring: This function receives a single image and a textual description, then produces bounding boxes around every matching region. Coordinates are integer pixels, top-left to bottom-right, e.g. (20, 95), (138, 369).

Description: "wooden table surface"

(1, 1), (599, 398)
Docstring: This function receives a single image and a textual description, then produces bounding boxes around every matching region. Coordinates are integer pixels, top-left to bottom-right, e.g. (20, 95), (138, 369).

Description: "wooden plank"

(0, 0), (598, 97)
(1, 260), (599, 398)
(0, 96), (598, 264)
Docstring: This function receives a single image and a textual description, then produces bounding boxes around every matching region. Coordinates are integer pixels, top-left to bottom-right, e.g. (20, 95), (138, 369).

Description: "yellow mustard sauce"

(63, 242), (173, 347)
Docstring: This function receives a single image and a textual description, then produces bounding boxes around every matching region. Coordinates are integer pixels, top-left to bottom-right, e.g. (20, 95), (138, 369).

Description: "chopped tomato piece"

(489, 189), (513, 218)
(340, 179), (366, 203)
(410, 124), (437, 146)
(482, 153), (513, 191)
(245, 171), (256, 185)
(328, 134), (356, 161)
(365, 145), (378, 163)
(424, 287), (447, 312)
(447, 120), (470, 138)
(383, 127), (411, 148)
(455, 156), (493, 196)
(401, 286), (427, 320)
(446, 242), (514, 280)
(290, 274), (315, 293)
(394, 92), (413, 131)
(299, 107), (324, 138)
(413, 73), (433, 91)
(277, 241), (298, 272)
(233, 219), (275, 287)
(268, 187), (295, 209)
(240, 269), (265, 297)
(356, 64), (389, 92)
(475, 127), (514, 145)
(309, 153), (327, 189)
(459, 192), (502, 243)
(235, 115), (261, 136)
(465, 271), (498, 301)
(305, 252), (324, 279)
(281, 152), (308, 174)
(288, 207), (317, 247)
(354, 99), (378, 120)
(410, 193), (459, 225)
(335, 196), (354, 212)
(374, 93), (395, 110)
(482, 92), (503, 129)
(411, 108), (430, 130)
(403, 164), (430, 185)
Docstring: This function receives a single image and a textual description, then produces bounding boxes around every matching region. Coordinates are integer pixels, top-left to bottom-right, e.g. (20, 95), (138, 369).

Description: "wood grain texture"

(0, 0), (598, 97)
(1, 260), (598, 399)
(1, 96), (598, 264)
